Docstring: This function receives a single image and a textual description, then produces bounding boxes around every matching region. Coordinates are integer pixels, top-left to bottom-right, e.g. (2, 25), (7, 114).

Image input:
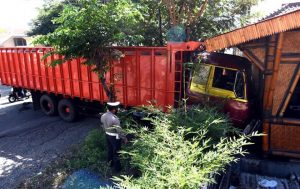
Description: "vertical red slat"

(135, 50), (141, 104)
(180, 52), (183, 100)
(77, 59), (83, 98)
(5, 49), (13, 85)
(67, 60), (74, 97)
(23, 50), (30, 88)
(4, 49), (10, 84)
(51, 54), (58, 93)
(43, 50), (50, 92)
(36, 50), (44, 91)
(121, 53), (126, 106)
(149, 49), (153, 100)
(59, 55), (65, 94)
(151, 50), (155, 100)
(7, 49), (14, 85)
(164, 48), (171, 109)
(11, 49), (19, 86)
(17, 49), (25, 87)
(1, 50), (6, 84)
(87, 66), (93, 100)
(134, 50), (138, 105)
(0, 50), (6, 84)
(15, 49), (21, 87)
(29, 50), (36, 89)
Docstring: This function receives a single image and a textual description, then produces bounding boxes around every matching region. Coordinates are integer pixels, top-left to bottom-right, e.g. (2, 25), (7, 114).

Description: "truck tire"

(40, 94), (58, 116)
(58, 99), (77, 122)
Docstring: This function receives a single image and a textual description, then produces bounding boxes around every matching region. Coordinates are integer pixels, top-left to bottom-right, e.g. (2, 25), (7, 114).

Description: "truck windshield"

(212, 67), (236, 91)
(193, 64), (211, 86)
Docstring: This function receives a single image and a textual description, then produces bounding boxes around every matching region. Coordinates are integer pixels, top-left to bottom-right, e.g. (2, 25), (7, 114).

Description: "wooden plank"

(262, 121), (271, 153)
(243, 49), (265, 71)
(263, 35), (277, 110)
(266, 33), (284, 111)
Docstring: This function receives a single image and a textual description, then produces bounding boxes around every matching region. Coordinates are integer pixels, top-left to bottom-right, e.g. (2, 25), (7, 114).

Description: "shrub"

(114, 106), (255, 189)
(68, 129), (109, 173)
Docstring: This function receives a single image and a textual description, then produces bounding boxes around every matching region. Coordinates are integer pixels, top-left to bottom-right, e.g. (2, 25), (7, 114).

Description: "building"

(0, 33), (32, 47)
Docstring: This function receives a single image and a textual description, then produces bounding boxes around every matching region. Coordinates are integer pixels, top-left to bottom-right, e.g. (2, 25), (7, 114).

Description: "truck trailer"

(0, 42), (254, 126)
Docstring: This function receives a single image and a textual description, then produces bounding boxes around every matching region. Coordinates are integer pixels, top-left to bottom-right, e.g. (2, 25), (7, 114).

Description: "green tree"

(29, 0), (260, 45)
(35, 0), (143, 100)
(28, 0), (78, 36)
(159, 0), (260, 41)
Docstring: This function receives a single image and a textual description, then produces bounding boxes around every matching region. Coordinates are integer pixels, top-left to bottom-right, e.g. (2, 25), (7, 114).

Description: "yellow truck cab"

(187, 52), (255, 128)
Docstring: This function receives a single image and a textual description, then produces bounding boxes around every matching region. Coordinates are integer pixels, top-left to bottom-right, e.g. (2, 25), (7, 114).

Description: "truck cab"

(187, 52), (255, 128)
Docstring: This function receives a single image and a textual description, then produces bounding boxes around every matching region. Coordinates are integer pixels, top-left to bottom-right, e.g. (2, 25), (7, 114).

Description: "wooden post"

(265, 33), (284, 111)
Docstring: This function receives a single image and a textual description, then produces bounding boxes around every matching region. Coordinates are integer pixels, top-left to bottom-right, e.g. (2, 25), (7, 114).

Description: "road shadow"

(0, 100), (99, 189)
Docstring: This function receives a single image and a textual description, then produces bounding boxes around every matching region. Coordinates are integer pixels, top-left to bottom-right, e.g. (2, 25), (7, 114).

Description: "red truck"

(0, 42), (254, 126)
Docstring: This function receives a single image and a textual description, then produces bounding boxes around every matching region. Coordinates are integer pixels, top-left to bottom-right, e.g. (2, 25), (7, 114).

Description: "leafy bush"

(114, 106), (255, 189)
(170, 105), (237, 143)
(68, 129), (109, 174)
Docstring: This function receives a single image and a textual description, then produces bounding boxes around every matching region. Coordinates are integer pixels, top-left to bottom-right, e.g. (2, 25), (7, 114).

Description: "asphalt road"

(0, 85), (100, 189)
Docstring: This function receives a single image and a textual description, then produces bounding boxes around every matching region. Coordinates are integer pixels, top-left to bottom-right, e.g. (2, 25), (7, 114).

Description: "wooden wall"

(239, 30), (300, 158)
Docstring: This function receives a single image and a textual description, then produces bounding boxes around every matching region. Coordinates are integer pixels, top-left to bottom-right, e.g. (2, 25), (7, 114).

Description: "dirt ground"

(0, 85), (100, 189)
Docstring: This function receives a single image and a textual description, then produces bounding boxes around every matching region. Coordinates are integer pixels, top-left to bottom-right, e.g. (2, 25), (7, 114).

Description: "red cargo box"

(0, 42), (201, 108)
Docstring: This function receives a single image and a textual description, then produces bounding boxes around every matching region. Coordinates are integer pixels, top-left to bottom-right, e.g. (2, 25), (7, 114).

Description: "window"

(13, 38), (27, 46)
(193, 64), (211, 85)
(212, 67), (237, 91)
(190, 64), (211, 94)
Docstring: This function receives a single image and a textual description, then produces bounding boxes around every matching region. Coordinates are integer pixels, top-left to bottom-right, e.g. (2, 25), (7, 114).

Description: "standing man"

(101, 102), (127, 172)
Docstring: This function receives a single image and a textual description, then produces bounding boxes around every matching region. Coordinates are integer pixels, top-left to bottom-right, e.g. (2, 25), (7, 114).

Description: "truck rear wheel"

(40, 94), (58, 116)
(58, 99), (77, 122)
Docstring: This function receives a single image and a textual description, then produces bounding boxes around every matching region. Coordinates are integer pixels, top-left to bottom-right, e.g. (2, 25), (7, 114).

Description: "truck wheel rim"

(48, 103), (52, 109)
(42, 100), (52, 112)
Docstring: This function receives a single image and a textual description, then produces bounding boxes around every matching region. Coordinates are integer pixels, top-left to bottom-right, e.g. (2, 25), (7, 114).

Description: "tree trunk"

(100, 76), (113, 101)
(185, 25), (191, 41)
(158, 8), (163, 46)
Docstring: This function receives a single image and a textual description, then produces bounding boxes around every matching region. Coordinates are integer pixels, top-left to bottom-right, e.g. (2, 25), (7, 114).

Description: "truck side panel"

(0, 47), (177, 108)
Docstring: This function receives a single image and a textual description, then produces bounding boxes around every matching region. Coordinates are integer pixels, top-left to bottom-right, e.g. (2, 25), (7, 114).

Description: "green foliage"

(135, 0), (261, 43)
(35, 0), (143, 57)
(30, 0), (260, 46)
(170, 105), (237, 143)
(68, 129), (109, 173)
(114, 106), (255, 188)
(179, 0), (260, 40)
(28, 0), (78, 36)
(34, 0), (144, 100)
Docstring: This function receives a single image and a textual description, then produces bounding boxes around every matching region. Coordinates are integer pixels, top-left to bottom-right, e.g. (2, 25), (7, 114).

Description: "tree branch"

(188, 0), (208, 25)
